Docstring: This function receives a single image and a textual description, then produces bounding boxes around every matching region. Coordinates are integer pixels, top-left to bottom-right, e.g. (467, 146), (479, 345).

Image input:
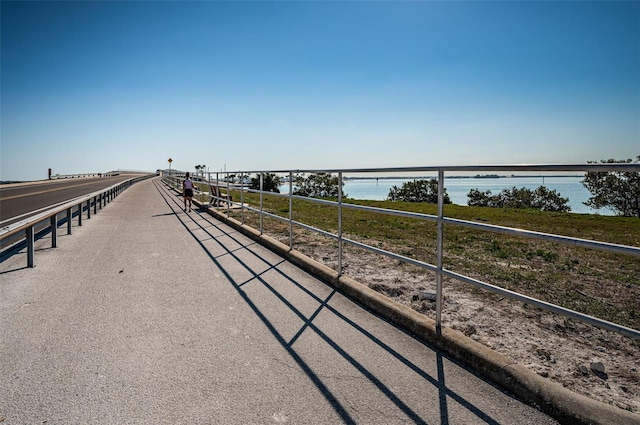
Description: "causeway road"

(0, 177), (559, 424)
(0, 175), (147, 225)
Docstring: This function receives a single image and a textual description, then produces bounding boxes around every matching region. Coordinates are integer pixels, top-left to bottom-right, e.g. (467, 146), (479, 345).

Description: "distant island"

(344, 174), (583, 181)
(472, 174), (500, 179)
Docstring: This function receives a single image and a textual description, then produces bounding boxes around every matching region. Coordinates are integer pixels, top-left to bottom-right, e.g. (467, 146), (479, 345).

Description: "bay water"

(284, 176), (611, 215)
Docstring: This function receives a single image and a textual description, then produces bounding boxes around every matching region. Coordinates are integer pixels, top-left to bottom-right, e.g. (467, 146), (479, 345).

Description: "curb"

(188, 195), (639, 425)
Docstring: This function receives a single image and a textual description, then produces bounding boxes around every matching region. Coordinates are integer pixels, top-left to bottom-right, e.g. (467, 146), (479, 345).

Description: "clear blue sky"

(1, 1), (638, 181)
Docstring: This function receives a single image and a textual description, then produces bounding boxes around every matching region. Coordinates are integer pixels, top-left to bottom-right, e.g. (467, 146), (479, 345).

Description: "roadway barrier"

(49, 170), (155, 179)
(0, 174), (155, 267)
(50, 173), (104, 179)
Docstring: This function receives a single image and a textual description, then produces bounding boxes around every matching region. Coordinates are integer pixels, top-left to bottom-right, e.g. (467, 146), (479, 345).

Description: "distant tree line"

(385, 156), (639, 216)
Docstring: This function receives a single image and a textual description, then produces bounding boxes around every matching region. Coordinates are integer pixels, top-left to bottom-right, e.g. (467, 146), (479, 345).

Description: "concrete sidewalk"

(1, 177), (559, 424)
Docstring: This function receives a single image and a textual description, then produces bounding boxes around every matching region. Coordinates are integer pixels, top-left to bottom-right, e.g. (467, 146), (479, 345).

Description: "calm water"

(283, 176), (612, 215)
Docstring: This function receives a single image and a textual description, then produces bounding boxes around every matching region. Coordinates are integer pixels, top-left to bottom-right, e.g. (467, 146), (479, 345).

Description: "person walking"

(183, 172), (195, 212)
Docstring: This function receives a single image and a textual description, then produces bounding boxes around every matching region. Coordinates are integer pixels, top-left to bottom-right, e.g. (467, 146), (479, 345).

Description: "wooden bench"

(208, 184), (233, 207)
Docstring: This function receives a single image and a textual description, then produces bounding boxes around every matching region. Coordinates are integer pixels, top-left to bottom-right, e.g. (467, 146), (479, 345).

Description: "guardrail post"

(78, 203), (82, 226)
(435, 170), (445, 335)
(87, 199), (91, 219)
(67, 207), (72, 235)
(50, 215), (57, 248)
(338, 172), (343, 276)
(27, 226), (34, 267)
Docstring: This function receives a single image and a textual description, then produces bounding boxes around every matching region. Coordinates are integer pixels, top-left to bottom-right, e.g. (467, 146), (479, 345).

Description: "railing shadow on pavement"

(153, 179), (510, 425)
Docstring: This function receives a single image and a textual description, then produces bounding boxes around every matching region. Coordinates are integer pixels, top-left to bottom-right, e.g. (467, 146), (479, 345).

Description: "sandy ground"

(288, 231), (640, 416)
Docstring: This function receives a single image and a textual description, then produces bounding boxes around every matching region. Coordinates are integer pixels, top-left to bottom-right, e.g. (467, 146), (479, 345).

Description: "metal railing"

(163, 164), (640, 341)
(50, 172), (104, 180)
(0, 174), (154, 267)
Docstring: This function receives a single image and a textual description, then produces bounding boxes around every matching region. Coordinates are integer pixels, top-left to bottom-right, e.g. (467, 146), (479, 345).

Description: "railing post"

(78, 203), (82, 226)
(67, 207), (72, 235)
(338, 172), (343, 276)
(50, 215), (57, 248)
(259, 172), (264, 235)
(226, 171), (231, 216)
(27, 226), (35, 267)
(216, 172), (220, 207)
(289, 171), (293, 250)
(435, 170), (445, 335)
(87, 199), (91, 219)
(240, 172), (245, 224)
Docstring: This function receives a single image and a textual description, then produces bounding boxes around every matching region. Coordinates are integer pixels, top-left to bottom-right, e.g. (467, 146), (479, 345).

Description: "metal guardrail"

(50, 173), (104, 180)
(48, 170), (155, 179)
(163, 164), (640, 341)
(0, 174), (154, 267)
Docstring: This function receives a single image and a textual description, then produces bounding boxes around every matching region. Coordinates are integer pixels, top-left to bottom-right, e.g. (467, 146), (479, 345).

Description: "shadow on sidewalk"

(154, 180), (506, 425)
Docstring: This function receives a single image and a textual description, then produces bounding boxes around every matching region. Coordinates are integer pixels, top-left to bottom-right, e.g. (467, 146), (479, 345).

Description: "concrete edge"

(187, 195), (639, 425)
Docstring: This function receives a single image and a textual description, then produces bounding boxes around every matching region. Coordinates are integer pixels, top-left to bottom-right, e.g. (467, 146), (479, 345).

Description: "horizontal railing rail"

(50, 172), (104, 180)
(1, 174), (154, 267)
(162, 164), (640, 341)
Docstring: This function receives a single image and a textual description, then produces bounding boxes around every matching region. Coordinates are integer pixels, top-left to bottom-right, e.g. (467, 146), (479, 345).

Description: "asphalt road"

(0, 175), (150, 225)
